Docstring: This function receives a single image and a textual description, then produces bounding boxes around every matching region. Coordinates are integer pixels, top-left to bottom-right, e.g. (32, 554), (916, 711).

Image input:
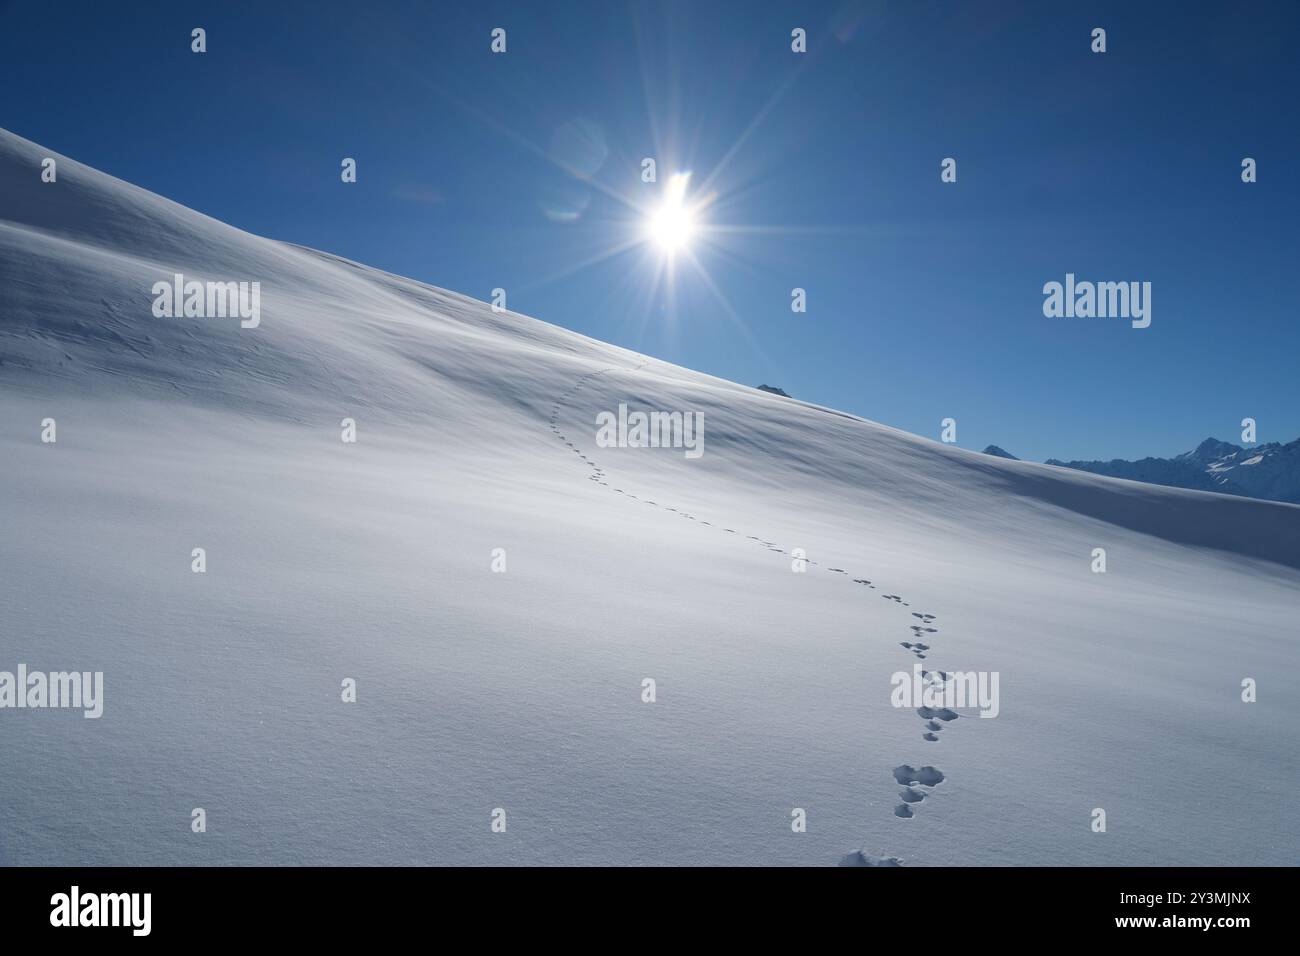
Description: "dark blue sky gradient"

(2, 0), (1296, 460)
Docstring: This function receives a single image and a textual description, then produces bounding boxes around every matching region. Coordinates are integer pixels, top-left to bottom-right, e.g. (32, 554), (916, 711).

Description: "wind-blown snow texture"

(2, 129), (1297, 866)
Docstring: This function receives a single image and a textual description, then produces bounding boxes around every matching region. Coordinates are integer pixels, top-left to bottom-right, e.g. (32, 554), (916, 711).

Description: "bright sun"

(645, 172), (697, 255)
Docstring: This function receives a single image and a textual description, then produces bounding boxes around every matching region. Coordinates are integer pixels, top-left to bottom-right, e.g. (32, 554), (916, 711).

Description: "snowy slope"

(2, 128), (1298, 866)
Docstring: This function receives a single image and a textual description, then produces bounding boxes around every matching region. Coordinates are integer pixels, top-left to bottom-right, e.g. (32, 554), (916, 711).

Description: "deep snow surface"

(2, 129), (1297, 865)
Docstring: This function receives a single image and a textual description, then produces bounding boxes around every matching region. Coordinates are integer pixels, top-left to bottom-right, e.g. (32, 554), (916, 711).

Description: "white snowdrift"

(2, 128), (1296, 866)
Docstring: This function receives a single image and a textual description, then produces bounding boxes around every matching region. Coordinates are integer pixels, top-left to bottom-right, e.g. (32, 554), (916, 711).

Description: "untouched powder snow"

(2, 128), (1297, 866)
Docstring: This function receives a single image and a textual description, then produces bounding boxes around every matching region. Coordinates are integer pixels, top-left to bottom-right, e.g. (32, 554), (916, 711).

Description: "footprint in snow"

(893, 765), (945, 787)
(839, 851), (903, 867)
(916, 706), (958, 722)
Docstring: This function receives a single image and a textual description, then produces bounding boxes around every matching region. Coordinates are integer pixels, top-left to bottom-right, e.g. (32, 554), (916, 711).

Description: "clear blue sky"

(3, 0), (1296, 460)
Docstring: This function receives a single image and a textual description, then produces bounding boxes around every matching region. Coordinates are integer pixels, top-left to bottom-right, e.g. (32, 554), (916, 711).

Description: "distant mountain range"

(982, 439), (1300, 504)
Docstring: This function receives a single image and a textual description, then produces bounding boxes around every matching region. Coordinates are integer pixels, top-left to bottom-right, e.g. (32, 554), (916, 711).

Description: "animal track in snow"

(547, 363), (973, 857)
(917, 706), (959, 722)
(839, 851), (903, 867)
(893, 765), (945, 788)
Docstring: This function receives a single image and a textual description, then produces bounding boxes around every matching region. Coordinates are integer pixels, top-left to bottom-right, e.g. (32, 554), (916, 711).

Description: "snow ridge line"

(546, 365), (979, 864)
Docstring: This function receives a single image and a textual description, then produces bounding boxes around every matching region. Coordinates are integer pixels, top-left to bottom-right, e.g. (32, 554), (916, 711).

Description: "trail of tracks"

(548, 363), (973, 864)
